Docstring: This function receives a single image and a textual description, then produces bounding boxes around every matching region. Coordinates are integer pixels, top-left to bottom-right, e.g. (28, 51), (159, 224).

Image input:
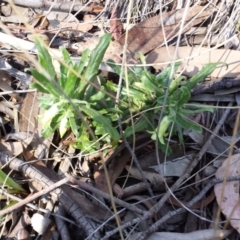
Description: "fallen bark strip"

(0, 153), (101, 240)
(192, 77), (240, 95)
(3, 0), (93, 12)
(54, 205), (71, 240)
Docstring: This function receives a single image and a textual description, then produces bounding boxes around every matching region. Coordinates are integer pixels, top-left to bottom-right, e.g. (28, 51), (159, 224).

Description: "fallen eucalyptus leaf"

(125, 165), (165, 187)
(131, 229), (232, 240)
(149, 155), (192, 177)
(146, 46), (240, 78)
(214, 154), (240, 233)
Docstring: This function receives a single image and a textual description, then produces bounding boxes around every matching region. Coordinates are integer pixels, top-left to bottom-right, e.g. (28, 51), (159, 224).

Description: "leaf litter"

(0, 0), (239, 239)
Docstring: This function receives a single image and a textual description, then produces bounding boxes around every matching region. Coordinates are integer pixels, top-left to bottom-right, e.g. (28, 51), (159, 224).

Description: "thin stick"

(67, 175), (147, 216)
(0, 177), (69, 216)
(139, 176), (238, 239)
(103, 175), (240, 239)
(147, 102), (233, 218)
(102, 102), (233, 239)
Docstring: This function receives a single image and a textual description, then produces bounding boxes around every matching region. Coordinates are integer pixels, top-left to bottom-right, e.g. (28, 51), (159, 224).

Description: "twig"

(117, 119), (155, 198)
(0, 177), (69, 216)
(0, 187), (75, 224)
(146, 102), (233, 218)
(120, 132), (155, 198)
(54, 205), (71, 240)
(3, 0), (93, 12)
(139, 176), (239, 239)
(0, 153), (101, 239)
(103, 102), (233, 239)
(67, 175), (147, 216)
(103, 175), (240, 239)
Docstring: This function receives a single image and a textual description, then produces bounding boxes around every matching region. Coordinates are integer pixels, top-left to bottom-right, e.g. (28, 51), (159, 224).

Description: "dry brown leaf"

(19, 91), (52, 159)
(28, 14), (49, 30)
(131, 229), (232, 240)
(22, 147), (111, 221)
(0, 70), (20, 101)
(125, 165), (165, 187)
(77, 38), (136, 63)
(94, 147), (131, 193)
(146, 46), (240, 78)
(0, 131), (34, 156)
(214, 154), (240, 233)
(59, 14), (94, 32)
(7, 211), (31, 238)
(109, 7), (123, 40)
(119, 6), (213, 54)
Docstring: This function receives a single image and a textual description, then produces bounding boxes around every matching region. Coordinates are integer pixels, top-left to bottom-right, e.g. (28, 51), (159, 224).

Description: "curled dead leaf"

(214, 154), (240, 233)
(146, 46), (240, 78)
(119, 6), (213, 54)
(125, 165), (165, 188)
(110, 7), (122, 40)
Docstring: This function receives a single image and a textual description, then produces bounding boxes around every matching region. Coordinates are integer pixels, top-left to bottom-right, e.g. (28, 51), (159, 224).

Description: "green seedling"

(29, 33), (221, 154)
(27, 34), (120, 153)
(0, 169), (25, 193)
(107, 55), (220, 149)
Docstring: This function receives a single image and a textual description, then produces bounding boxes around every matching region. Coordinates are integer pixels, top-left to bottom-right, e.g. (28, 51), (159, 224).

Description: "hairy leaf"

(84, 34), (112, 81)
(35, 39), (56, 80)
(29, 69), (61, 98)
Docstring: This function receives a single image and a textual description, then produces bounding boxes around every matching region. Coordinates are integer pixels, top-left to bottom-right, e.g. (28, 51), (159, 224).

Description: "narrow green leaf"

(69, 117), (79, 138)
(176, 113), (202, 132)
(124, 116), (150, 138)
(0, 169), (25, 192)
(175, 123), (184, 143)
(59, 116), (68, 137)
(185, 63), (223, 90)
(179, 106), (214, 115)
(106, 81), (146, 101)
(59, 47), (72, 89)
(84, 33), (112, 80)
(155, 62), (181, 85)
(60, 47), (71, 64)
(89, 90), (105, 102)
(107, 59), (140, 83)
(140, 71), (157, 92)
(35, 39), (56, 79)
(81, 105), (120, 143)
(31, 82), (50, 94)
(28, 69), (61, 98)
(38, 95), (56, 109)
(41, 114), (62, 137)
(64, 62), (78, 96)
(77, 48), (89, 75)
(137, 52), (147, 71)
(158, 115), (174, 144)
(39, 102), (62, 129)
(107, 59), (121, 75)
(72, 49), (90, 98)
(169, 76), (185, 95)
(174, 86), (191, 107)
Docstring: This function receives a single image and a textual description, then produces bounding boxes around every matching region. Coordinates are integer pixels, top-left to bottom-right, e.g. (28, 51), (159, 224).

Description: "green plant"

(0, 169), (25, 218)
(28, 34), (120, 152)
(107, 55), (219, 148)
(0, 169), (26, 193)
(29, 33), (220, 154)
